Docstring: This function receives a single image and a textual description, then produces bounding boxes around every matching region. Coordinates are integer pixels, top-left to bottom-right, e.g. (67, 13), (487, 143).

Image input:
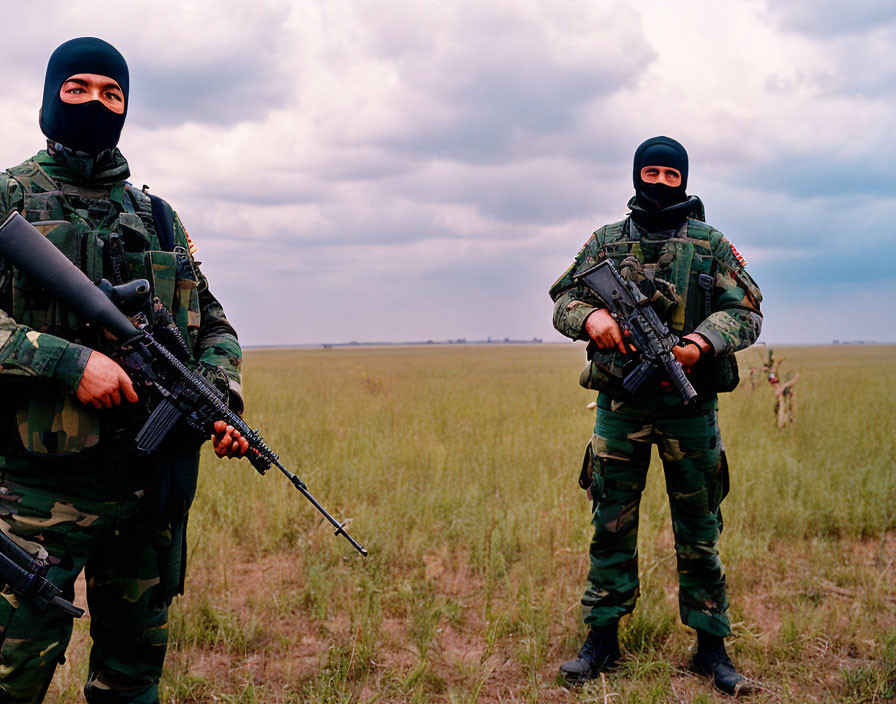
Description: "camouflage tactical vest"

(5, 158), (202, 457)
(579, 216), (739, 397)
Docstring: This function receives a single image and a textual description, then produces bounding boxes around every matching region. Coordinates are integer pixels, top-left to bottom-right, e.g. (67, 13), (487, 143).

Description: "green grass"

(45, 344), (896, 703)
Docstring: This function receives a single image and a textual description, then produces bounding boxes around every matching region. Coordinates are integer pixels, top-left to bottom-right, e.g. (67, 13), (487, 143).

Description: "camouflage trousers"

(0, 449), (187, 704)
(582, 392), (731, 637)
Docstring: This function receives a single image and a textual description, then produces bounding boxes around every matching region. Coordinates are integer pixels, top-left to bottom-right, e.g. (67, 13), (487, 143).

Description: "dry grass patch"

(43, 345), (895, 704)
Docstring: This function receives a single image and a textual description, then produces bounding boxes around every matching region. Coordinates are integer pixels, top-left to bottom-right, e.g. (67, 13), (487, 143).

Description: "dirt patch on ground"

(50, 531), (896, 703)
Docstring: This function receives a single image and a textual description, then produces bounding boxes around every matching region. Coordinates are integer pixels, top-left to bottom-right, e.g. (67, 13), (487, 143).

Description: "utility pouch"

(11, 221), (104, 336)
(692, 355), (740, 394)
(173, 248), (201, 343)
(15, 387), (100, 457)
(578, 440), (593, 490)
(137, 249), (201, 352)
(578, 342), (631, 395)
(149, 451), (200, 525)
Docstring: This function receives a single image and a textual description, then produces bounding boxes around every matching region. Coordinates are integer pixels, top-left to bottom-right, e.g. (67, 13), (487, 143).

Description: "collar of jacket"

(40, 142), (131, 187)
(627, 194), (705, 234)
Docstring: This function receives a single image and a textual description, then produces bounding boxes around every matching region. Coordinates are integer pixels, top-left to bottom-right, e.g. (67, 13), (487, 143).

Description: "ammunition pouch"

(149, 451), (200, 526)
(578, 342), (639, 397)
(124, 247), (201, 353)
(11, 220), (105, 341)
(14, 387), (101, 458)
(691, 355), (740, 394)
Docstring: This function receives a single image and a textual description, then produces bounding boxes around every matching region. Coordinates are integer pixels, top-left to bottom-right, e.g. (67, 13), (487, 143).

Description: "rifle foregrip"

(666, 359), (699, 405)
(51, 595), (85, 618)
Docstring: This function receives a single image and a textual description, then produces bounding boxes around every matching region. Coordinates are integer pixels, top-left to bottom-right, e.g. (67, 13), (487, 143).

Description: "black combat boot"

(689, 631), (749, 696)
(559, 624), (621, 684)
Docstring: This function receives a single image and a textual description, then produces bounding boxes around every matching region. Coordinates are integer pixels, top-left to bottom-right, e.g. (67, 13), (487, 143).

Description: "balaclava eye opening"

(39, 37), (129, 156)
(632, 136), (688, 212)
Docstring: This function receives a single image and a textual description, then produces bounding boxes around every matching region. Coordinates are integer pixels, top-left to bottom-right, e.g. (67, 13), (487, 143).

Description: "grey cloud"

(762, 1), (896, 99)
(378, 161), (614, 226)
(764, 0), (896, 37)
(314, 149), (419, 183)
(212, 236), (562, 345)
(0, 2), (295, 129)
(181, 198), (465, 250)
(128, 57), (286, 128)
(747, 154), (896, 199)
(174, 176), (334, 208)
(352, 4), (656, 164)
(764, 39), (896, 99)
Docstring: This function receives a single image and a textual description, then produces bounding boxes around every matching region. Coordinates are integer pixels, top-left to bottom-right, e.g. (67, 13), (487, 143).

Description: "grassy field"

(48, 344), (895, 703)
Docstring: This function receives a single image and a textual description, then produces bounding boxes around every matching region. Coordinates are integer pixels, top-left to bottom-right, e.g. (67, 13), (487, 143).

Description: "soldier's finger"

(222, 430), (238, 456)
(120, 373), (139, 403)
(110, 389), (121, 406)
(213, 420), (228, 436)
(91, 398), (103, 409)
(608, 327), (626, 355)
(101, 393), (112, 409)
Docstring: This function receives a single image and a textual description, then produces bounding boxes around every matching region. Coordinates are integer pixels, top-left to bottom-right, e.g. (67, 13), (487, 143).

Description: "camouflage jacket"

(549, 196), (762, 396)
(0, 149), (242, 456)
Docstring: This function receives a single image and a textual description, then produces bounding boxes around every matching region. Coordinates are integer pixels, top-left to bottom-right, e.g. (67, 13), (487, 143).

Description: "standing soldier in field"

(549, 136), (762, 695)
(0, 38), (249, 703)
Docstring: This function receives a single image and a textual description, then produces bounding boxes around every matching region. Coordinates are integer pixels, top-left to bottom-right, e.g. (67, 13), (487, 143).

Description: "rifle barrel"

(273, 459), (368, 557)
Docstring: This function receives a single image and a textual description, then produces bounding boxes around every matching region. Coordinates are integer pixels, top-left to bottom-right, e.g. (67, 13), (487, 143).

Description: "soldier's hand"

(212, 420), (249, 459)
(672, 334), (711, 369)
(584, 309), (628, 355)
(76, 351), (139, 409)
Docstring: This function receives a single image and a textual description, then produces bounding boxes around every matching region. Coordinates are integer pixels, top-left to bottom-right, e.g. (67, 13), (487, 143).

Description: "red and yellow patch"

(175, 214), (198, 256)
(729, 242), (746, 267)
(184, 229), (198, 256)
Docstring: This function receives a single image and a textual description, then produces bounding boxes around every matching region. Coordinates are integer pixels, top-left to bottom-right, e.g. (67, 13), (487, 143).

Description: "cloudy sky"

(1, 0), (893, 345)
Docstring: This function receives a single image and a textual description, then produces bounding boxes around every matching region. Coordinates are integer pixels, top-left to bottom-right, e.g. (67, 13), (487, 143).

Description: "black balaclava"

(632, 135), (688, 212)
(629, 136), (695, 232)
(39, 37), (129, 157)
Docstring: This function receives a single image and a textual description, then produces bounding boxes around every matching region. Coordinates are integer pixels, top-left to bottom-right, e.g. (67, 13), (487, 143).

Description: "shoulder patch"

(729, 242), (747, 267)
(176, 214), (198, 256)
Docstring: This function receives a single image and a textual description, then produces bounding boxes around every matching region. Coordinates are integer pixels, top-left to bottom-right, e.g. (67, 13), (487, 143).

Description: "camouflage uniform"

(550, 196), (761, 637)
(0, 149), (242, 703)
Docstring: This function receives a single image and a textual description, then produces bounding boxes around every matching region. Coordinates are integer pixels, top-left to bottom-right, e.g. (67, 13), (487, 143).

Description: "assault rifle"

(0, 212), (367, 557)
(575, 259), (698, 404)
(0, 530), (84, 617)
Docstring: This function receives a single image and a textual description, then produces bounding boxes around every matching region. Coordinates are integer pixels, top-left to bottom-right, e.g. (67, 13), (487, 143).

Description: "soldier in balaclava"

(549, 136), (763, 696)
(0, 37), (247, 703)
